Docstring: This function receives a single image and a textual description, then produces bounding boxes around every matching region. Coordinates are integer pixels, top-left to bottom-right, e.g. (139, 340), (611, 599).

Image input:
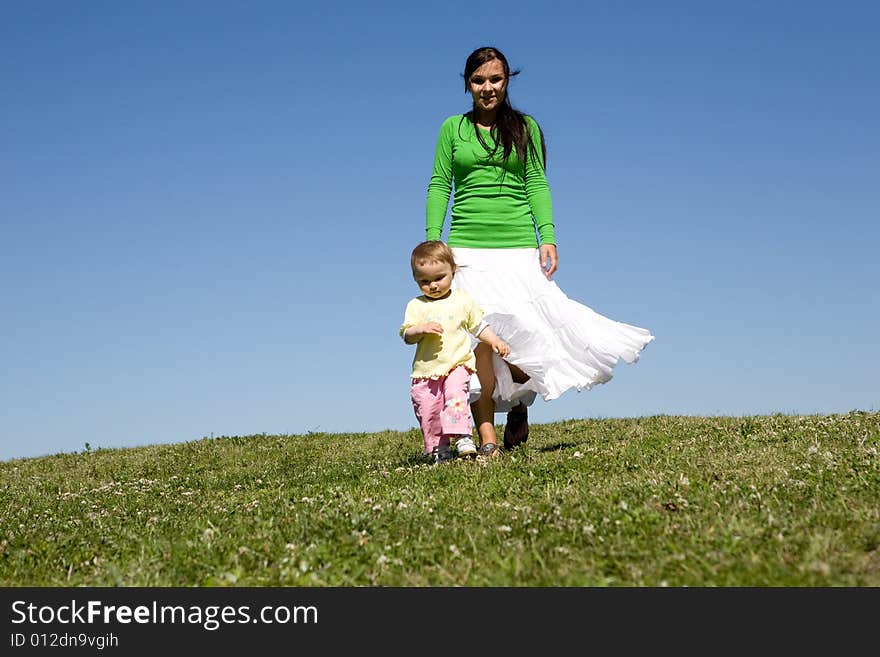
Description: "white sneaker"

(430, 445), (453, 464)
(454, 436), (477, 459)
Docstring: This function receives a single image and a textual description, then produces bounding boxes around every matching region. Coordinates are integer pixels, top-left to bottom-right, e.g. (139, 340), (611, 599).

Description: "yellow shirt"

(400, 288), (487, 379)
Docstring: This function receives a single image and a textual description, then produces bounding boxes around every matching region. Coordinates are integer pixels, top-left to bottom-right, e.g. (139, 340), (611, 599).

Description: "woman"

(426, 46), (654, 458)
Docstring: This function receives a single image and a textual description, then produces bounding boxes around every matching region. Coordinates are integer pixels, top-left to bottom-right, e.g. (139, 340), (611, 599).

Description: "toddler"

(400, 241), (510, 463)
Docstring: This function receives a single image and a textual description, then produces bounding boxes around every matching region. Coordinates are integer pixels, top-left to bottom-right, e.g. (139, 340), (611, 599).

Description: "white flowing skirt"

(451, 247), (654, 412)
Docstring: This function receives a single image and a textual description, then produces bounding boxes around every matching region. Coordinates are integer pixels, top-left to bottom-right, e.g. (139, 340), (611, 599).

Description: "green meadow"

(2, 412), (878, 586)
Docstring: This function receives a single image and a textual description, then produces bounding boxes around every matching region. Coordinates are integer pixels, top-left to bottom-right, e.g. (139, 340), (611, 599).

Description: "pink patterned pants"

(410, 365), (473, 454)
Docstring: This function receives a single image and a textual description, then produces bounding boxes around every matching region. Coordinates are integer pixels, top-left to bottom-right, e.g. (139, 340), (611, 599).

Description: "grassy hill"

(2, 412), (878, 586)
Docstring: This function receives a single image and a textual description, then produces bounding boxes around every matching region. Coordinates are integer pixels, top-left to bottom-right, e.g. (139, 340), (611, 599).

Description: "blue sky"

(2, 1), (878, 461)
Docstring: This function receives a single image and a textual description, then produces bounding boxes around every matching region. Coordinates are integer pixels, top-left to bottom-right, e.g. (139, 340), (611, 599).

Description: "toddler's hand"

(421, 321), (444, 336)
(493, 340), (510, 357)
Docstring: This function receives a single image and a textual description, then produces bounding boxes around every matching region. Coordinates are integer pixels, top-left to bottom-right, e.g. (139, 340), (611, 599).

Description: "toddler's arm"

(402, 322), (444, 344)
(476, 325), (510, 357)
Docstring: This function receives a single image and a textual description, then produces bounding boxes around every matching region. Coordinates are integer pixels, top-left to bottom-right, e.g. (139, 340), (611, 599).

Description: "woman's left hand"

(540, 244), (558, 279)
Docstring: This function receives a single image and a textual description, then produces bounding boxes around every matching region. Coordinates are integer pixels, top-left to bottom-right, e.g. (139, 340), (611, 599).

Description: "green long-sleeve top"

(426, 114), (555, 248)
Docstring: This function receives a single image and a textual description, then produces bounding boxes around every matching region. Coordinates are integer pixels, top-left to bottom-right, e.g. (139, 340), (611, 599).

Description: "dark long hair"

(461, 46), (547, 170)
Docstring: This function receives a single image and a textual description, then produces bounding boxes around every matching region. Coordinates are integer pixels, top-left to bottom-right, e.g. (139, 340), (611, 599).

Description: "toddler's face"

(412, 260), (454, 300)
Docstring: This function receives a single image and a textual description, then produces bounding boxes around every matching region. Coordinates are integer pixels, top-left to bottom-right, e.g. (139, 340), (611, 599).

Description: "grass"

(1, 412), (878, 586)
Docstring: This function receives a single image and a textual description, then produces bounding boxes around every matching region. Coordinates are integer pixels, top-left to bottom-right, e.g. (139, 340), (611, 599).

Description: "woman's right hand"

(540, 244), (558, 279)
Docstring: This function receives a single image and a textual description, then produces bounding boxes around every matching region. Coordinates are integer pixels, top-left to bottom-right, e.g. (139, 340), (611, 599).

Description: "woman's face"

(468, 58), (507, 115)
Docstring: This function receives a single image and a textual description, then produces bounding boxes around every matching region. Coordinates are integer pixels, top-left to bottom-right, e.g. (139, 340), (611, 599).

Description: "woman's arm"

(426, 118), (454, 240)
(524, 116), (557, 279)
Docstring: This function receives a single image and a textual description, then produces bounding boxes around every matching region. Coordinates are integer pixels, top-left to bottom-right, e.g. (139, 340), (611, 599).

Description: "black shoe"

(503, 409), (529, 450)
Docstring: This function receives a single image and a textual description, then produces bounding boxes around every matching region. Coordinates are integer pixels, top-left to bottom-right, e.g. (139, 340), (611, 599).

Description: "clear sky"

(2, 1), (878, 462)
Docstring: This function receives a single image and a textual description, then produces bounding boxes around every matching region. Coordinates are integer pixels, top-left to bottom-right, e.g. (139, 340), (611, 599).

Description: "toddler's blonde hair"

(410, 240), (457, 273)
